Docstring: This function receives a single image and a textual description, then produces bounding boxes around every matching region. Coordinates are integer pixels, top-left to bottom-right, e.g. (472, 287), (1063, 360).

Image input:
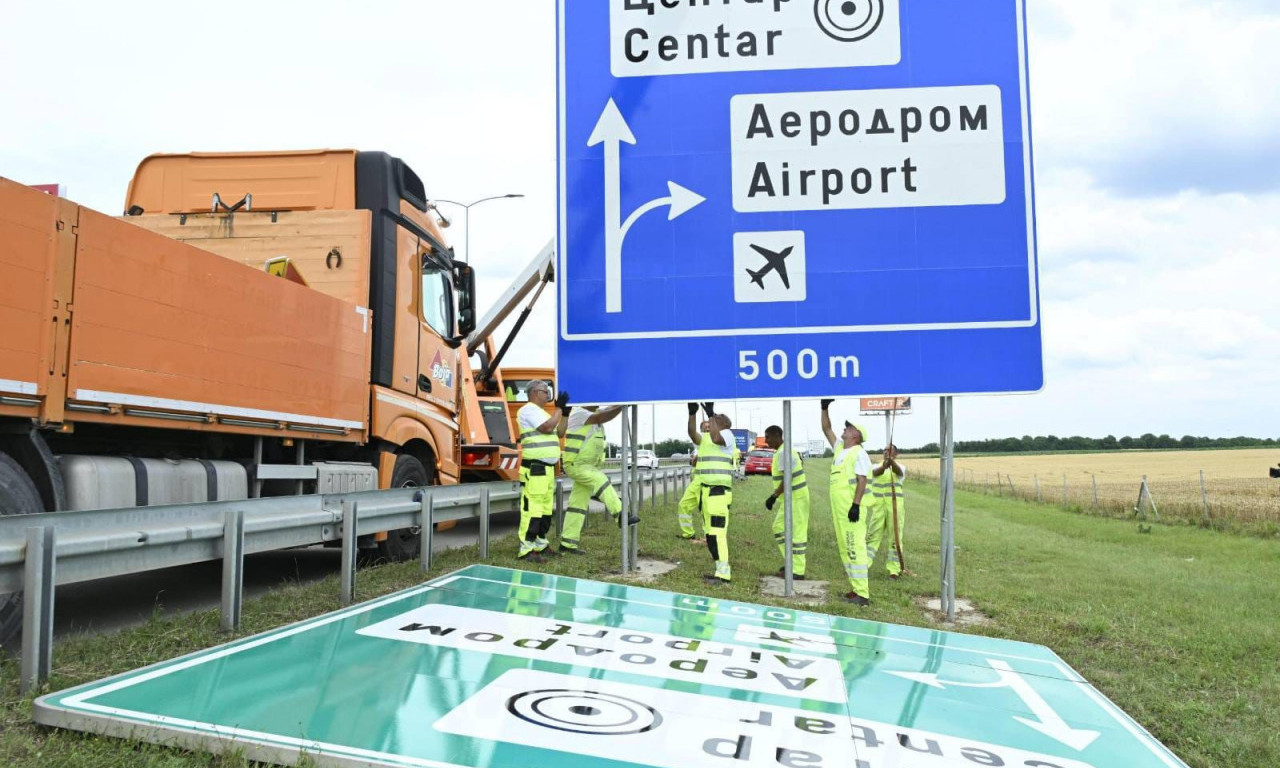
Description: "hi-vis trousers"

(703, 485), (732, 582)
(830, 485), (869, 598)
(518, 462), (555, 558)
(560, 461), (622, 551)
(771, 490), (810, 577)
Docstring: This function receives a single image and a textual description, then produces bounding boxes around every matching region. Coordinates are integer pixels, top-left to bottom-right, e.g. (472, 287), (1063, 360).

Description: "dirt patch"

(759, 576), (828, 605)
(915, 596), (994, 627)
(621, 558), (680, 584)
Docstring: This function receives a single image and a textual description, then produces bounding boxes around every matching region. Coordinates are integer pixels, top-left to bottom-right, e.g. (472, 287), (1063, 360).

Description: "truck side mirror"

(454, 262), (477, 337)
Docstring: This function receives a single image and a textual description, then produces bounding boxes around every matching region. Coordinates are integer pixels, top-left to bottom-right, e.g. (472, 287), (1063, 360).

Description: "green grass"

(3, 461), (1278, 767)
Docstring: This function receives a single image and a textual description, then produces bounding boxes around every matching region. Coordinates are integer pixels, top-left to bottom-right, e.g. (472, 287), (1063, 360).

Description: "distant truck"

(0, 150), (558, 639)
(728, 429), (757, 456)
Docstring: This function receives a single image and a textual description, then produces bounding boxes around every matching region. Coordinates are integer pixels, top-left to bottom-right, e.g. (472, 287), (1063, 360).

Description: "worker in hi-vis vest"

(866, 443), (908, 578)
(763, 424), (809, 579)
(515, 380), (569, 563)
(685, 402), (735, 584)
(821, 400), (873, 605)
(560, 405), (639, 554)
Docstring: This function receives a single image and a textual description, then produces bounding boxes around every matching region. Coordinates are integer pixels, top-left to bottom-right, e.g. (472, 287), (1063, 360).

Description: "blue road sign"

(556, 0), (1043, 404)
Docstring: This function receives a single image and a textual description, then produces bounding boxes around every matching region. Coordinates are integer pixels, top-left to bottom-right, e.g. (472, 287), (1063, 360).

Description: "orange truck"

(0, 150), (555, 562)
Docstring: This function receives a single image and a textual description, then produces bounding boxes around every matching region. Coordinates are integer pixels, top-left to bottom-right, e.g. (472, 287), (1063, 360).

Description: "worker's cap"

(844, 421), (870, 441)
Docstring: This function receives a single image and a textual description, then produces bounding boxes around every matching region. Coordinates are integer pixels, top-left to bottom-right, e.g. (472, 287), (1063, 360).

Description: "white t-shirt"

(834, 445), (872, 477)
(566, 408), (598, 440)
(517, 403), (553, 436)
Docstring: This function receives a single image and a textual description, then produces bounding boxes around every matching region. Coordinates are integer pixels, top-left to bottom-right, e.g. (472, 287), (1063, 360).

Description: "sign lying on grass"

(36, 565), (1189, 768)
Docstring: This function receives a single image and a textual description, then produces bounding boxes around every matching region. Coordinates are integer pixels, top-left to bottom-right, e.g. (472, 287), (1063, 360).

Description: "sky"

(1, 0), (1276, 451)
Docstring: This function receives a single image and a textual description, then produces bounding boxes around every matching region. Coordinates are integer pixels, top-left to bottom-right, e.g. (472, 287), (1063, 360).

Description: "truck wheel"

(0, 454), (44, 647)
(377, 454), (432, 562)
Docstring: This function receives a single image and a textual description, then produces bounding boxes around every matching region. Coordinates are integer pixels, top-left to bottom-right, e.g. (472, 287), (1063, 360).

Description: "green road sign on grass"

(36, 565), (1188, 768)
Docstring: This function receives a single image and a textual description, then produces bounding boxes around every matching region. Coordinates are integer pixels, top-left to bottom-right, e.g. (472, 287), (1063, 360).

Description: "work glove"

(764, 496), (777, 511)
(702, 402), (716, 417)
(688, 402), (699, 416)
(821, 399), (834, 411)
(848, 502), (861, 523)
(555, 391), (570, 410)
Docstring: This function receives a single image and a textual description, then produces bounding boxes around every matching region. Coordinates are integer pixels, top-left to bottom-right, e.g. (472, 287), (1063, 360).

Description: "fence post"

(1199, 470), (1209, 522)
(1092, 474), (1099, 509)
(1062, 474), (1068, 509)
(996, 473), (1002, 496)
(1006, 475), (1016, 495)
(221, 509), (245, 632)
(1034, 475), (1041, 503)
(985, 473), (989, 494)
(21, 526), (56, 694)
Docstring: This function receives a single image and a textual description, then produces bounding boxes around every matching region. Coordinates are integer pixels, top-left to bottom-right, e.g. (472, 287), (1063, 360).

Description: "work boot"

(843, 592), (870, 606)
(522, 552), (544, 564)
(563, 547), (587, 556)
(616, 514), (641, 527)
(775, 568), (806, 581)
(542, 547), (563, 558)
(703, 574), (729, 585)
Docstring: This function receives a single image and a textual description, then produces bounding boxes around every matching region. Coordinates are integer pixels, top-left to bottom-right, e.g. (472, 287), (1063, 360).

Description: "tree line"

(905, 434), (1280, 454)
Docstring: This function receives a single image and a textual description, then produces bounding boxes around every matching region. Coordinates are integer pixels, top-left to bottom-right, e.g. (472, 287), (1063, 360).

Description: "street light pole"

(432, 194), (524, 262)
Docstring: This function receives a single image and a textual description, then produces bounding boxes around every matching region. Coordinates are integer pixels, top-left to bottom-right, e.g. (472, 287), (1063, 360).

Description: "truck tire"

(377, 454), (432, 562)
(0, 453), (44, 647)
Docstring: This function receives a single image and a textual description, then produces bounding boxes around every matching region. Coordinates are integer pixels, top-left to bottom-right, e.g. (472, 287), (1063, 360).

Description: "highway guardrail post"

(21, 525), (56, 694)
(419, 492), (434, 573)
(341, 501), (357, 605)
(220, 509), (245, 632)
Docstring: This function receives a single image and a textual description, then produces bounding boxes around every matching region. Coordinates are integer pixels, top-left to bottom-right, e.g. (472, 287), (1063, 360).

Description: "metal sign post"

(630, 405), (640, 564)
(555, 2), (1043, 405)
(939, 397), (956, 622)
(782, 401), (794, 598)
(620, 410), (631, 574)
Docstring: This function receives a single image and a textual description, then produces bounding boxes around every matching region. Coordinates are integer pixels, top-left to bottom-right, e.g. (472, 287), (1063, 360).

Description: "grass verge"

(2, 462), (1277, 767)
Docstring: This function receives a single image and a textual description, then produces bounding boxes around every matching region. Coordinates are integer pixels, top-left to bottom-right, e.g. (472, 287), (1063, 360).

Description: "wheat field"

(900, 448), (1280, 531)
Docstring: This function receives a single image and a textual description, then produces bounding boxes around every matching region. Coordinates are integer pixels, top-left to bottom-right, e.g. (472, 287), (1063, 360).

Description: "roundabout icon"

(815, 0), (886, 42)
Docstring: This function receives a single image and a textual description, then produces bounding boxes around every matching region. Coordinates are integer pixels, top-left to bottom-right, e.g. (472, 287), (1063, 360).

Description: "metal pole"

(479, 486), (491, 560)
(631, 405), (640, 564)
(1200, 470), (1209, 522)
(252, 437), (264, 499)
(939, 397), (956, 623)
(783, 400), (794, 598)
(419, 492), (434, 573)
(21, 525), (55, 694)
(340, 501), (357, 605)
(295, 439), (306, 496)
(221, 509), (245, 632)
(555, 478), (565, 537)
(621, 408), (631, 574)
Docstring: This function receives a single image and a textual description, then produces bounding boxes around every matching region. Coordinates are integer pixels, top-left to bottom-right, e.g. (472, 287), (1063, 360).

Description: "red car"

(744, 449), (775, 476)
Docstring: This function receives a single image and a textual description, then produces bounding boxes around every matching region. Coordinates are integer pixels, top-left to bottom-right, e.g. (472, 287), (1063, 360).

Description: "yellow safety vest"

(771, 445), (808, 493)
(870, 464), (904, 501)
(518, 403), (561, 464)
(695, 433), (734, 488)
(830, 444), (866, 491)
(563, 420), (604, 467)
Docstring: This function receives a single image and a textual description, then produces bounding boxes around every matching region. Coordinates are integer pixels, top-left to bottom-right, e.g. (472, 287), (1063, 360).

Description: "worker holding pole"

(764, 424), (809, 579)
(821, 399), (873, 605)
(515, 381), (569, 563)
(866, 443), (908, 578)
(685, 402), (735, 584)
(560, 405), (638, 555)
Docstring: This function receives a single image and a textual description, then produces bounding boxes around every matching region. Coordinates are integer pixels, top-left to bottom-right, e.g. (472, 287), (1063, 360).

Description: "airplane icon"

(747, 244), (794, 290)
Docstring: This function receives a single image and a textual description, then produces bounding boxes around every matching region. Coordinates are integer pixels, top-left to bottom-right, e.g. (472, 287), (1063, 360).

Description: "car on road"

(744, 449), (775, 476)
(627, 449), (660, 470)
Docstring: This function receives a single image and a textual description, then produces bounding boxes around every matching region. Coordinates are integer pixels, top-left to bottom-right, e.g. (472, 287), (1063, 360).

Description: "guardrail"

(1, 466), (693, 693)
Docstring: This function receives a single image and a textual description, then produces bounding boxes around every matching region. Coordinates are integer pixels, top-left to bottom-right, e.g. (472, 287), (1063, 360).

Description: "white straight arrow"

(887, 659), (1101, 751)
(587, 99), (706, 314)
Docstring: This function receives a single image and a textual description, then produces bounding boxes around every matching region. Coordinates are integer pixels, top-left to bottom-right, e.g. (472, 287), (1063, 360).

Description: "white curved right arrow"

(588, 99), (706, 314)
(888, 659), (1101, 751)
